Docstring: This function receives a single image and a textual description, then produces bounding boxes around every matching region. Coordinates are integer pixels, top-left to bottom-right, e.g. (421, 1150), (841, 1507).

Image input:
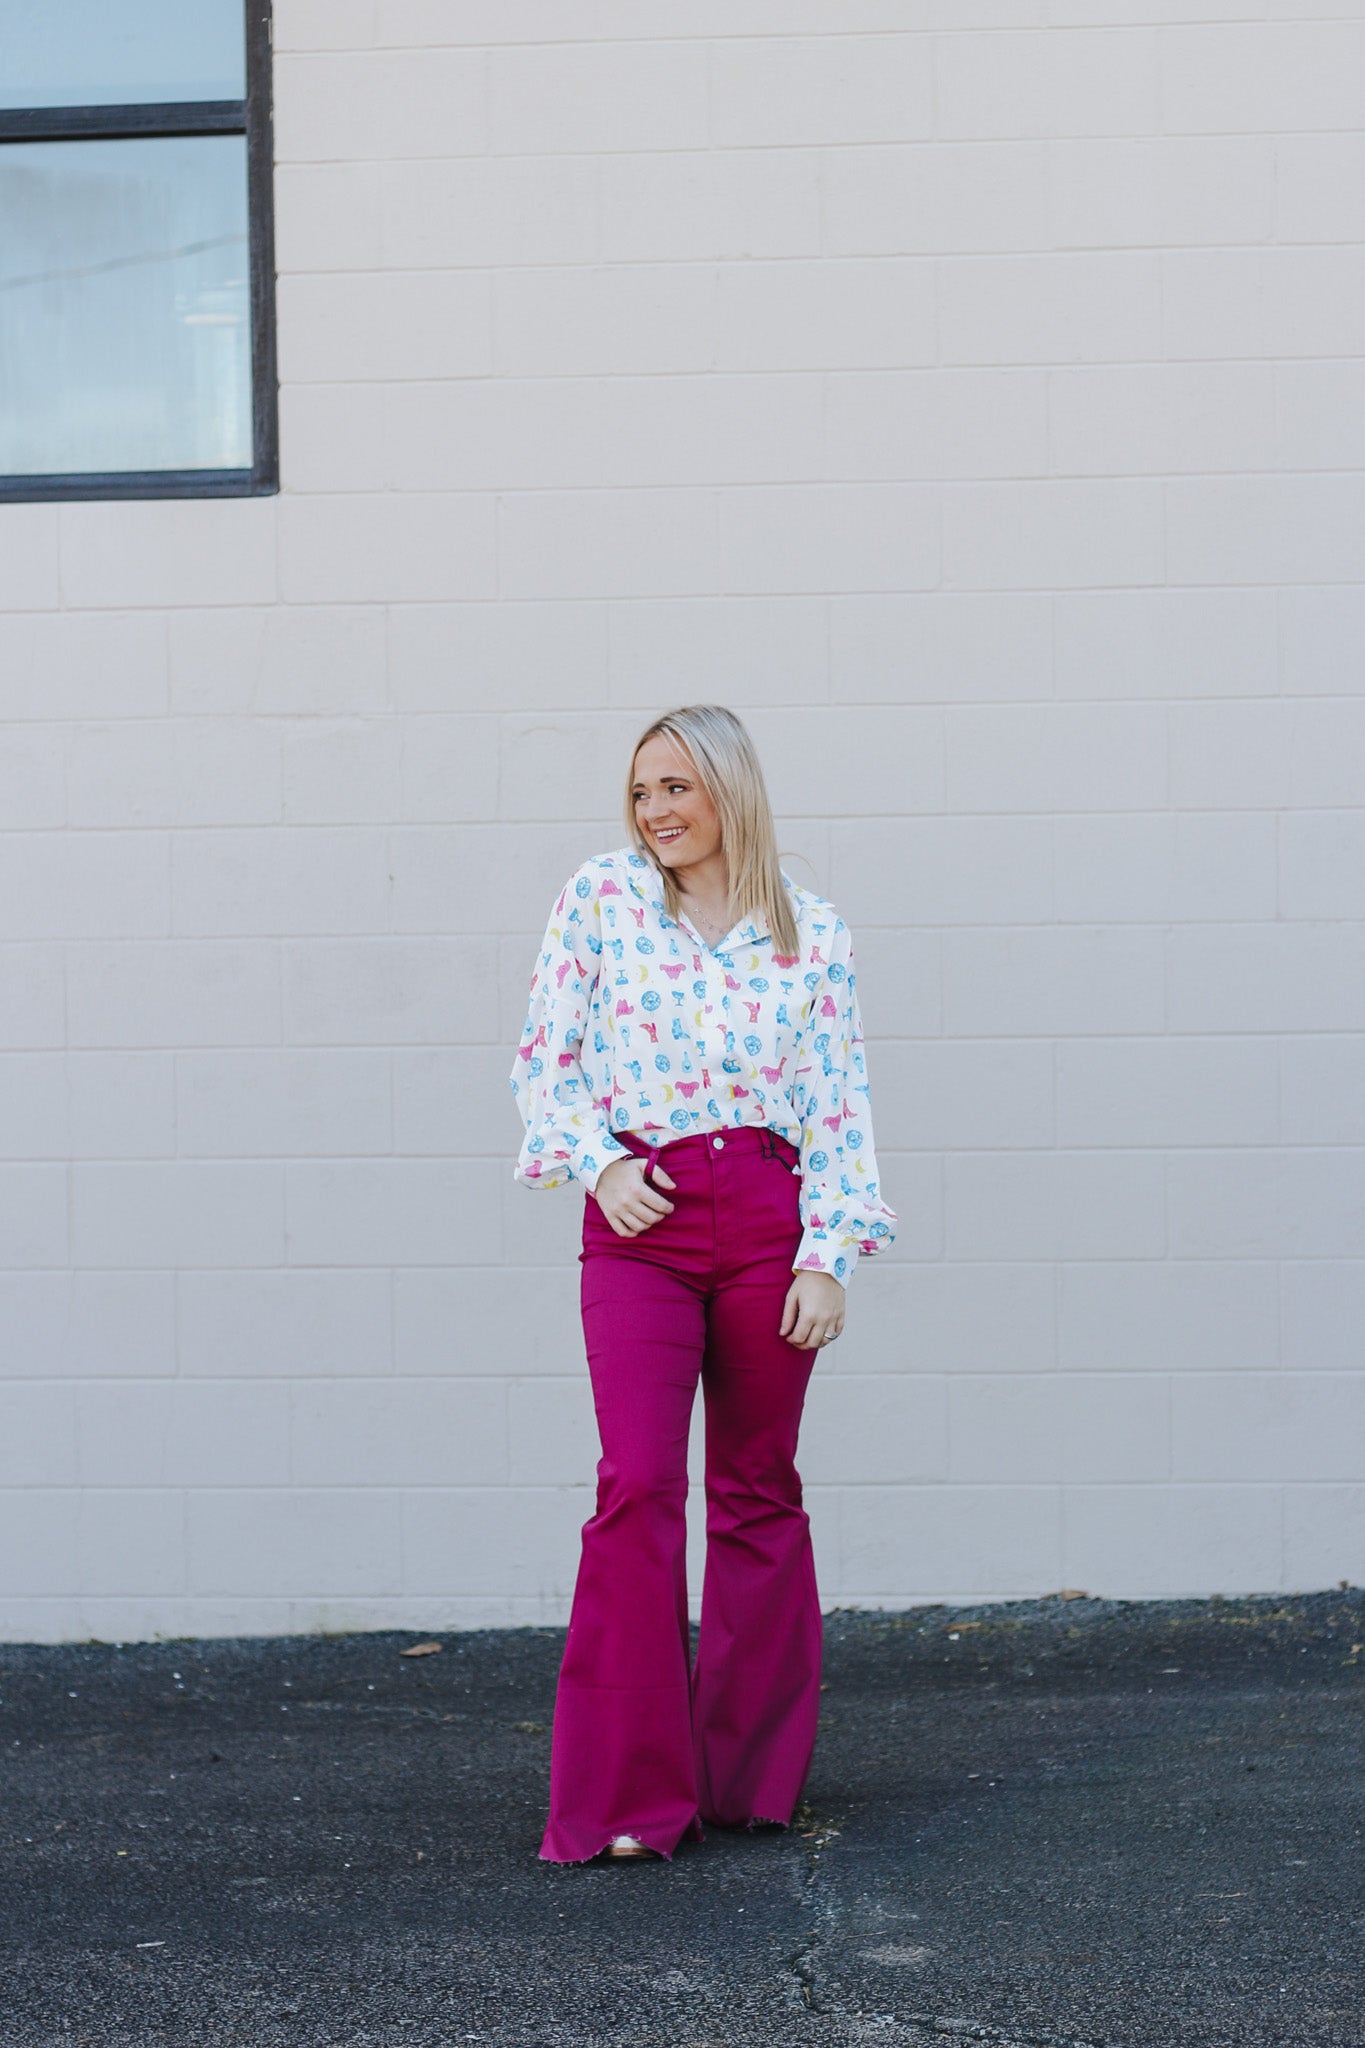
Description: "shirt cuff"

(575, 1130), (632, 1195)
(792, 1229), (860, 1289)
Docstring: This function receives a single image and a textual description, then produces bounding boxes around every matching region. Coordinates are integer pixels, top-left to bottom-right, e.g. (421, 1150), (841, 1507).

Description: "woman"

(508, 704), (897, 1865)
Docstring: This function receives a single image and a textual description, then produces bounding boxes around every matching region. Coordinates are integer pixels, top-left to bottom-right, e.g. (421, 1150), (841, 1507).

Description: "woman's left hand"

(779, 1270), (846, 1351)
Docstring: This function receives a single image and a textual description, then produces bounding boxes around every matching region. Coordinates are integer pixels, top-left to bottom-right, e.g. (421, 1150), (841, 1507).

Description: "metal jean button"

(712, 1135), (724, 1149)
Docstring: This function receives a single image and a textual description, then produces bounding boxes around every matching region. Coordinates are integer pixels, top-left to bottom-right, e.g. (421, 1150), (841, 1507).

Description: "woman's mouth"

(655, 827), (686, 844)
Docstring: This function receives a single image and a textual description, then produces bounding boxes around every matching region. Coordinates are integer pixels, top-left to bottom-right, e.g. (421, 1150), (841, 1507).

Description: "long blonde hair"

(622, 704), (802, 961)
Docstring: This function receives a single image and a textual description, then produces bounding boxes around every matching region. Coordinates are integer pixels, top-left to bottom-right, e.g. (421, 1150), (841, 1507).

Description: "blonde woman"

(509, 704), (897, 1864)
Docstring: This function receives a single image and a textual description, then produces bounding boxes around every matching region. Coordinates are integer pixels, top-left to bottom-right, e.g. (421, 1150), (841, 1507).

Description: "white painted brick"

(187, 1489), (402, 1597)
(280, 386), (388, 495)
(602, 375), (822, 489)
(284, 937), (501, 1048)
(382, 157), (599, 269)
(506, 1376), (604, 1488)
(711, 36), (932, 148)
(370, 0), (941, 39)
(831, 817), (1054, 927)
(68, 720), (282, 830)
(0, 507), (59, 610)
(1059, 1375), (1170, 1485)
(179, 1271), (391, 1378)
(1284, 703), (1365, 810)
(838, 1484), (1063, 1597)
(601, 150), (820, 264)
(1166, 477), (1365, 588)
(825, 144), (1048, 255)
(388, 602), (608, 715)
(826, 370), (1047, 481)
(1054, 589), (1278, 700)
(1275, 135), (1365, 245)
(1260, 249), (1365, 359)
(168, 607), (387, 719)
(1050, 0), (1257, 18)
(943, 928), (1165, 1036)
(943, 481), (1163, 590)
(801, 1375), (949, 1485)
(66, 942), (280, 1049)
(1276, 363), (1365, 475)
(0, 612), (166, 722)
(1283, 1486), (1365, 1593)
(1280, 589), (1365, 699)
(1175, 1374), (1365, 1484)
(281, 721), (403, 823)
(0, 1492), (77, 1595)
(58, 501), (277, 611)
(939, 253), (1161, 365)
(1167, 1150), (1365, 1261)
(0, 945), (64, 1050)
(719, 485), (939, 596)
(273, 0), (376, 49)
(881, 1040), (1054, 1151)
(1280, 1040), (1365, 1149)
(177, 1051), (390, 1158)
(172, 829), (390, 937)
(0, 729), (64, 830)
(279, 494), (497, 605)
(275, 49), (489, 162)
(1049, 363), (1274, 476)
(69, 1055), (176, 1160)
(946, 1151), (1165, 1261)
(0, 1384), (77, 1485)
(746, 708), (943, 816)
(1057, 1038), (1278, 1149)
(1160, 24), (1365, 135)
(1057, 815), (1277, 925)
(949, 1375), (1065, 1482)
(394, 1048), (516, 1157)
(0, 1056), (67, 1159)
(830, 593), (1051, 705)
(277, 272), (492, 382)
(609, 597), (828, 708)
(1280, 815), (1365, 923)
(1049, 137), (1273, 248)
(399, 1487), (587, 1600)
(292, 1379), (506, 1485)
(1168, 702), (1290, 811)
(285, 1161), (501, 1268)
(76, 1383), (291, 1488)
(842, 927), (942, 1041)
(0, 1273), (175, 1380)
(399, 716), (502, 823)
(385, 379), (603, 494)
(937, 28), (1158, 140)
(1059, 1261), (1278, 1374)
(395, 1267), (582, 1378)
(499, 489), (716, 601)
(0, 832), (169, 943)
(1166, 927), (1365, 1035)
(77, 1492), (185, 1597)
(1160, 250), (1265, 361)
(1062, 1486), (1282, 1599)
(73, 1164), (285, 1270)
(496, 266), (713, 379)
(947, 704), (1166, 813)
(879, 1264), (1057, 1374)
(492, 714), (627, 823)
(274, 164), (383, 271)
(491, 42), (706, 154)
(716, 260), (936, 371)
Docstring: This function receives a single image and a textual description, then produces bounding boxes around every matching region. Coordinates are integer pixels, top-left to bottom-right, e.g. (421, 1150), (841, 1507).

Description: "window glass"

(0, 0), (245, 110)
(0, 136), (252, 475)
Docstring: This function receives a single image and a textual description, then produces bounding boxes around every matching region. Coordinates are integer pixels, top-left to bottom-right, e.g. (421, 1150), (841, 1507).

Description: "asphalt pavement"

(3, 1589), (1362, 2047)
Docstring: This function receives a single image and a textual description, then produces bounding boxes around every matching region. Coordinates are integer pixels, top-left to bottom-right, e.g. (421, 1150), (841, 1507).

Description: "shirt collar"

(621, 846), (774, 949)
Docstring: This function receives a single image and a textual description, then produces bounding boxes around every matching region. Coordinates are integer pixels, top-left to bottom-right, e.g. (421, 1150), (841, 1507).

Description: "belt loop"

(760, 1126), (776, 1160)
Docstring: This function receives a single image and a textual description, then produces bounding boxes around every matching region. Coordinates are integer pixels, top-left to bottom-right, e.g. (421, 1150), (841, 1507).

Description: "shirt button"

(712, 1135), (724, 1150)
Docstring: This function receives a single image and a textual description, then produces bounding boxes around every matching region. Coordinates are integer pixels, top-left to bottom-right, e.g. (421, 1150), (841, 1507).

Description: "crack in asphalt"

(786, 1804), (843, 2016)
(896, 2017), (1107, 2048)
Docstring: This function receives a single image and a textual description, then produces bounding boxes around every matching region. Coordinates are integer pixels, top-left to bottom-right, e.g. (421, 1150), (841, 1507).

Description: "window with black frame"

(0, 0), (277, 501)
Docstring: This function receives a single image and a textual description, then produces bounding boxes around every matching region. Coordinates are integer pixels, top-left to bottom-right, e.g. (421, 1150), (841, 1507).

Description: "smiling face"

(630, 733), (724, 871)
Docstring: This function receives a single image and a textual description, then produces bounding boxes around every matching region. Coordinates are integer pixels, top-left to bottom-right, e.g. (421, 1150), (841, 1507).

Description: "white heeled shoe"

(603, 1833), (660, 1859)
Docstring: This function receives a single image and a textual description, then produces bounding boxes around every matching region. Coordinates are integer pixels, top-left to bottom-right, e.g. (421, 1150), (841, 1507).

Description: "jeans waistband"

(615, 1124), (800, 1171)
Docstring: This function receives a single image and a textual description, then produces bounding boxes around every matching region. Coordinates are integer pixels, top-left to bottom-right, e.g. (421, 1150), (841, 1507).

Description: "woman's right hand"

(592, 1155), (678, 1236)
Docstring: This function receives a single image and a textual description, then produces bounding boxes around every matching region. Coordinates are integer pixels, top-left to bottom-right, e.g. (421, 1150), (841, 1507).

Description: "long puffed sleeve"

(508, 865), (631, 1196)
(790, 915), (897, 1288)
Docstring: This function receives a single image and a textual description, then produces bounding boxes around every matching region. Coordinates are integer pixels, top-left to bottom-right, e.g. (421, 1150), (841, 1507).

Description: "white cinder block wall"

(2, 0), (1363, 1642)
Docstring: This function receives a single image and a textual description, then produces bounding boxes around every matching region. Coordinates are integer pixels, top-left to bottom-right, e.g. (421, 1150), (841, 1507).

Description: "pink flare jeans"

(538, 1120), (824, 1865)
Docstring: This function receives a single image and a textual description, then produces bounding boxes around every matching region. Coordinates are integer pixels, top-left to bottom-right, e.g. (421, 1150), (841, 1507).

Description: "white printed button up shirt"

(508, 846), (897, 1287)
